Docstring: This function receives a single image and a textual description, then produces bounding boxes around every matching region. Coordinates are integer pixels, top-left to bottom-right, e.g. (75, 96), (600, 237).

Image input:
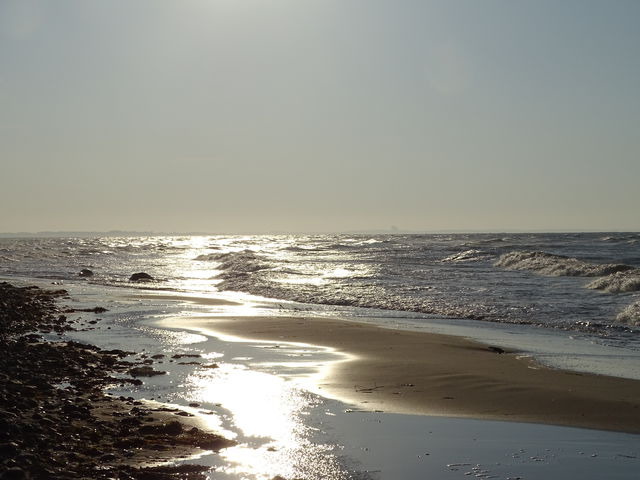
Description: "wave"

(283, 245), (326, 253)
(586, 270), (640, 293)
(600, 234), (640, 244)
(195, 250), (257, 262)
(441, 249), (485, 263)
(495, 251), (633, 277)
(216, 274), (499, 321)
(616, 301), (640, 326)
(196, 250), (270, 281)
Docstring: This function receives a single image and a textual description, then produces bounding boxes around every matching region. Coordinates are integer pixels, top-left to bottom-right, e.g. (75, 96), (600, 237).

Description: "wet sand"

(179, 315), (640, 433)
(129, 293), (240, 306)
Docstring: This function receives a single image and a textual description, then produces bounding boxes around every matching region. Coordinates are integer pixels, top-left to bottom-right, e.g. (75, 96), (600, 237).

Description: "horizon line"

(1, 228), (639, 237)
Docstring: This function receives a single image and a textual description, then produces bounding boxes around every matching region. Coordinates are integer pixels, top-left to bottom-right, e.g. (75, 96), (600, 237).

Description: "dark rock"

(78, 269), (93, 278)
(0, 282), (234, 480)
(129, 272), (154, 282)
(128, 366), (166, 377)
(0, 442), (19, 457)
(139, 421), (183, 436)
(0, 467), (28, 480)
(171, 354), (201, 359)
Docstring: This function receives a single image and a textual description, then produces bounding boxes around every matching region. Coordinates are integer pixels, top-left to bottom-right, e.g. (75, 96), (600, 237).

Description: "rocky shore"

(0, 282), (234, 480)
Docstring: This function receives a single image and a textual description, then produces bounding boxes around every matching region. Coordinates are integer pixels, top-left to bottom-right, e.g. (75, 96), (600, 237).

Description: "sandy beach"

(176, 313), (640, 434)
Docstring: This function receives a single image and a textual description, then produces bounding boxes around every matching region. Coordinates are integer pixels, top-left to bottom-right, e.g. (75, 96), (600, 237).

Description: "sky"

(1, 0), (639, 233)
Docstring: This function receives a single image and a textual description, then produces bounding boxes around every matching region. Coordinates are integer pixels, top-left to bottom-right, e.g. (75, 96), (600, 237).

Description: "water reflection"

(184, 362), (351, 479)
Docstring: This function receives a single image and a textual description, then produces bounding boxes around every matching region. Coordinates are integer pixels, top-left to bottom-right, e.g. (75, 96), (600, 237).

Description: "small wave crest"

(195, 250), (257, 262)
(600, 233), (640, 244)
(586, 270), (640, 293)
(495, 251), (633, 277)
(441, 249), (485, 263)
(616, 301), (640, 326)
(197, 250), (269, 280)
(283, 245), (325, 253)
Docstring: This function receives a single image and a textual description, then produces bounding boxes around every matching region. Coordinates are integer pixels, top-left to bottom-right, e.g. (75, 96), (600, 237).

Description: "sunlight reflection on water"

(183, 364), (351, 480)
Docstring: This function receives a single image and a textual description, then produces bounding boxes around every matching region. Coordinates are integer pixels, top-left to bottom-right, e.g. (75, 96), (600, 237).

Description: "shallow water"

(37, 281), (640, 480)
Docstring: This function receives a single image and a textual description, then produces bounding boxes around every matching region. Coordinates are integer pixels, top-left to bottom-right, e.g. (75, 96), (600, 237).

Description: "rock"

(139, 421), (183, 436)
(0, 467), (28, 480)
(0, 442), (19, 457)
(78, 269), (93, 278)
(129, 272), (154, 282)
(128, 366), (166, 377)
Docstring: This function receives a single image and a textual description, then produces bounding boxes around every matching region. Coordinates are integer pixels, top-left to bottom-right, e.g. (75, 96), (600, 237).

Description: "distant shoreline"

(1, 229), (639, 238)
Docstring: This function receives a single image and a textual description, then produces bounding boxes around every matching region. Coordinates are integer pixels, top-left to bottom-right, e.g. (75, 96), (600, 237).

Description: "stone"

(129, 272), (154, 282)
(127, 366), (166, 377)
(78, 269), (93, 278)
(0, 468), (27, 480)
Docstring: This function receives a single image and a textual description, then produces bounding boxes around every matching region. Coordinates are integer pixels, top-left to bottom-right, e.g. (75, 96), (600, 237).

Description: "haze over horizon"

(2, 1), (639, 234)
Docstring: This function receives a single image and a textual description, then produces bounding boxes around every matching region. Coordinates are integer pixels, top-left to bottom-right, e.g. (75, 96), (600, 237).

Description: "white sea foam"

(586, 270), (640, 293)
(616, 301), (640, 326)
(495, 251), (633, 277)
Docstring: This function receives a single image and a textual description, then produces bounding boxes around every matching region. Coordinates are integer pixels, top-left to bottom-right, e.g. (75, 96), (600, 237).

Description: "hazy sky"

(1, 0), (639, 233)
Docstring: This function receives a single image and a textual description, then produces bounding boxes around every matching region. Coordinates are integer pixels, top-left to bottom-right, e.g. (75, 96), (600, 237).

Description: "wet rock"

(140, 421), (183, 436)
(128, 366), (166, 377)
(0, 282), (234, 480)
(73, 306), (108, 313)
(0, 442), (19, 457)
(0, 467), (28, 480)
(129, 272), (154, 282)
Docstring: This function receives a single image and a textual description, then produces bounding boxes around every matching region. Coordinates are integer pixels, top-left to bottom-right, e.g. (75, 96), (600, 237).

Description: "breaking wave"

(616, 301), (640, 326)
(587, 270), (640, 293)
(495, 251), (633, 277)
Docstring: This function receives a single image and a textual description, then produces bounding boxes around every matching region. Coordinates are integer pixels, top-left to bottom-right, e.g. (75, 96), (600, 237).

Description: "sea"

(1, 232), (639, 332)
(2, 232), (640, 479)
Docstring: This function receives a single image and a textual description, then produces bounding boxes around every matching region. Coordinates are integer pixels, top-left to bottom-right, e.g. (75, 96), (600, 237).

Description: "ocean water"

(3, 233), (640, 479)
(1, 233), (639, 347)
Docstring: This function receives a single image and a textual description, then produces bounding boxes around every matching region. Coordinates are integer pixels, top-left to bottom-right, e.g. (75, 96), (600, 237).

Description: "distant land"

(0, 228), (637, 238)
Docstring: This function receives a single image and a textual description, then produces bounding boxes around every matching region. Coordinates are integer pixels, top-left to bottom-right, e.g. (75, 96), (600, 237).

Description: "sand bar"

(179, 315), (640, 434)
(130, 294), (240, 306)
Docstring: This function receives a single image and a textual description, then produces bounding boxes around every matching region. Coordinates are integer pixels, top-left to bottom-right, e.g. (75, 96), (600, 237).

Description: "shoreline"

(173, 313), (640, 434)
(0, 283), (235, 479)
